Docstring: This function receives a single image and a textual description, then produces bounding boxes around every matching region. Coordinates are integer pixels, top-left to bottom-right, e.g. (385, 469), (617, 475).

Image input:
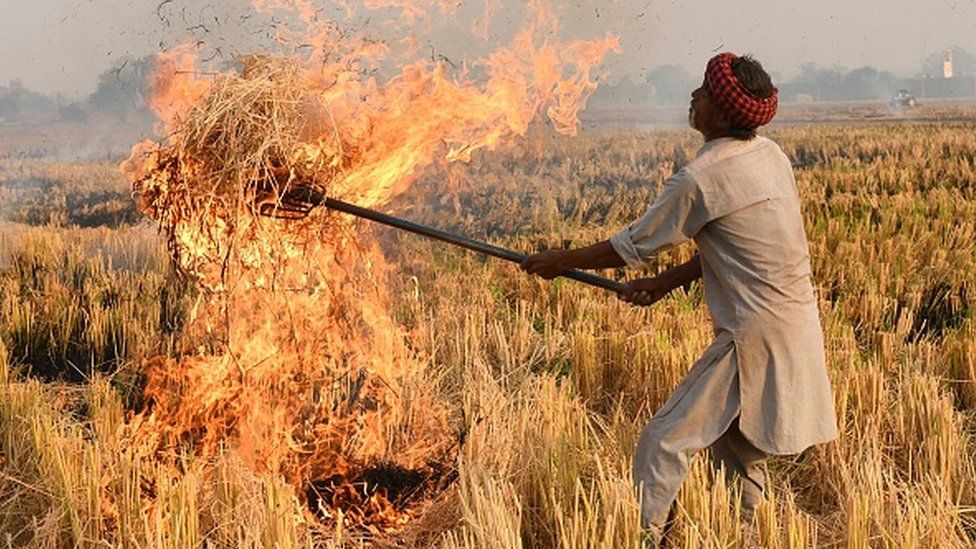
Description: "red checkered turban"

(705, 52), (778, 130)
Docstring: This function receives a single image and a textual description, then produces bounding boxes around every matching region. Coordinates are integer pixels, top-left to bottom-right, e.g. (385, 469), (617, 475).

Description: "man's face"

(688, 83), (728, 137)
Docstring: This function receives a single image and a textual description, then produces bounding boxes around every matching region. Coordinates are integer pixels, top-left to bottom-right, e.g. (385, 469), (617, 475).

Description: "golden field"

(0, 121), (974, 547)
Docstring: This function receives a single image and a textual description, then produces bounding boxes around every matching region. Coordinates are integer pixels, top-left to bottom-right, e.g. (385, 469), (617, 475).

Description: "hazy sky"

(1, 0), (973, 98)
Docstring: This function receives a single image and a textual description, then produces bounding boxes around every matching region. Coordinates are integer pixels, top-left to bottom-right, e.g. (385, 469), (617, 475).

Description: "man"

(520, 52), (839, 545)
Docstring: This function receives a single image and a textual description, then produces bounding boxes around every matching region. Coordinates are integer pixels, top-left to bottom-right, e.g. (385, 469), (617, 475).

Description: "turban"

(704, 52), (778, 130)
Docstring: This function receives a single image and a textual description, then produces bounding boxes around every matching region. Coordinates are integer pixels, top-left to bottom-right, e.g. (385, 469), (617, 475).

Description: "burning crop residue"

(121, 0), (617, 537)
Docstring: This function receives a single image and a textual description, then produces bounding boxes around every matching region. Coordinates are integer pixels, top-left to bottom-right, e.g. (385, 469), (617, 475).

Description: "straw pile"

(126, 55), (460, 534)
(131, 55), (357, 278)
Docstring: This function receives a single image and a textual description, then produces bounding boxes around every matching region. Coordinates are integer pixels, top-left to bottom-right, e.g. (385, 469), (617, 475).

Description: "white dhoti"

(633, 332), (767, 529)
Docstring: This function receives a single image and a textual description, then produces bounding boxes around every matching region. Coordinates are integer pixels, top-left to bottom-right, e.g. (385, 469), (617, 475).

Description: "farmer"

(520, 52), (838, 545)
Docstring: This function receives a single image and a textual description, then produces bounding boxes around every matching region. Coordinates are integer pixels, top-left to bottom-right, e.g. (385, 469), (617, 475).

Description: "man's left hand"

(520, 250), (571, 279)
(619, 276), (671, 306)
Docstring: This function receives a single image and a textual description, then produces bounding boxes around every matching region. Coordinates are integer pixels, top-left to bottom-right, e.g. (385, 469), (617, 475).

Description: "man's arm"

(619, 254), (702, 306)
(519, 241), (701, 305)
(519, 239), (625, 279)
(521, 168), (707, 282)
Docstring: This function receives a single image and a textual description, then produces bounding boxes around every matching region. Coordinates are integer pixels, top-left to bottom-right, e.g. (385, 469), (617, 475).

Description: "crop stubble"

(0, 122), (973, 547)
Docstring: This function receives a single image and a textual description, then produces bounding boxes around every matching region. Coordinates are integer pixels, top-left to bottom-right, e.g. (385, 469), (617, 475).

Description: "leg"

(708, 417), (768, 521)
(633, 336), (741, 531)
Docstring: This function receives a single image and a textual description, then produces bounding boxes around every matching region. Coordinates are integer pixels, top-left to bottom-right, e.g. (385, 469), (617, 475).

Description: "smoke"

(0, 1), (632, 97)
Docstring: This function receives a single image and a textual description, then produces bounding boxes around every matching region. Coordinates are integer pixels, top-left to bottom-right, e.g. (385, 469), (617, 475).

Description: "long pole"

(323, 198), (626, 294)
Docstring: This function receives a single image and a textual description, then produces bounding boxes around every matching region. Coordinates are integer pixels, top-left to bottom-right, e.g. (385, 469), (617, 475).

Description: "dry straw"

(132, 55), (353, 277)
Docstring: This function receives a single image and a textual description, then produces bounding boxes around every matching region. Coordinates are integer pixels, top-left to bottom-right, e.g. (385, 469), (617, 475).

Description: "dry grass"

(0, 159), (138, 227)
(0, 122), (974, 547)
(0, 224), (186, 381)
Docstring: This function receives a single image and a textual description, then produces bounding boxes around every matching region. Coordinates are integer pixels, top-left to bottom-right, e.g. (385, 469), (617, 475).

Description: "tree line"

(2, 46), (974, 123)
(591, 46), (975, 108)
(0, 56), (155, 124)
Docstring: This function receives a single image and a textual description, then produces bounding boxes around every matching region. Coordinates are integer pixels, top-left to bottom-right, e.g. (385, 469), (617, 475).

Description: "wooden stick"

(322, 197), (626, 294)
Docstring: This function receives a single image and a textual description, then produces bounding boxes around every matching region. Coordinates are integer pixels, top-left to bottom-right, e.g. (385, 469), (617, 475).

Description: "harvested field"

(0, 121), (974, 547)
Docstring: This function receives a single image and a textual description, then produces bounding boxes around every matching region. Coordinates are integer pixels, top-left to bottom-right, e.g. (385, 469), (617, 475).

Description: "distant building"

(900, 49), (976, 100)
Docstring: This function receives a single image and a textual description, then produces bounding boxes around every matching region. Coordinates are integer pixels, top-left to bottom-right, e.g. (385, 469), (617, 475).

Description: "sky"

(1, 0), (973, 98)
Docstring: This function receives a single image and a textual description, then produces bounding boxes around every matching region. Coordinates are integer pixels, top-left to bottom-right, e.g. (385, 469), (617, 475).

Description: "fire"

(122, 0), (617, 535)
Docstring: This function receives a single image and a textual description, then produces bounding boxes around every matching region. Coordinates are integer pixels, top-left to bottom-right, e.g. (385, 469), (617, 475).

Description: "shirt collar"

(696, 136), (764, 159)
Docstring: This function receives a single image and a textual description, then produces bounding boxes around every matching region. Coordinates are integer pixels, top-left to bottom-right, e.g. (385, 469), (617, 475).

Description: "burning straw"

(121, 2), (617, 535)
(124, 55), (460, 533)
(126, 55), (355, 282)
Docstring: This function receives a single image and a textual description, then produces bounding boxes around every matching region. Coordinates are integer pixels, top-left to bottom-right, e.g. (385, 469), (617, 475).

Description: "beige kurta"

(611, 136), (838, 455)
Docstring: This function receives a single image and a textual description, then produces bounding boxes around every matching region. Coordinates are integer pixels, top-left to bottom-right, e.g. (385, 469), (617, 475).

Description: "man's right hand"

(618, 277), (671, 306)
(519, 250), (571, 280)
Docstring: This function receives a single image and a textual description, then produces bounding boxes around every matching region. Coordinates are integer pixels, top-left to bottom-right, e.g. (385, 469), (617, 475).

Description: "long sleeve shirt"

(611, 136), (838, 455)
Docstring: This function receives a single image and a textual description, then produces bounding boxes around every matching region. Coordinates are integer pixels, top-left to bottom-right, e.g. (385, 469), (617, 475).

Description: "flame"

(148, 43), (212, 134)
(123, 0), (617, 534)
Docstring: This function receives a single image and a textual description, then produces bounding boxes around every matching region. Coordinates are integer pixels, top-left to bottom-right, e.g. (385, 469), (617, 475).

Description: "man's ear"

(715, 109), (733, 131)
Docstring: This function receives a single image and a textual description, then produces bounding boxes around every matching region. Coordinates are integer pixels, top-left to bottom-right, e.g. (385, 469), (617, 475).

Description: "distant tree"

(89, 56), (155, 121)
(789, 63), (846, 101)
(58, 102), (88, 123)
(921, 46), (976, 77)
(795, 62), (822, 83)
(783, 63), (899, 101)
(646, 64), (696, 105)
(843, 66), (899, 100)
(0, 79), (57, 123)
(587, 75), (656, 109)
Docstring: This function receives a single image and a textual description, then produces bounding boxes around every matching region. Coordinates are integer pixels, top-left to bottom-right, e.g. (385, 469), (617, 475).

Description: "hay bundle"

(132, 56), (358, 277)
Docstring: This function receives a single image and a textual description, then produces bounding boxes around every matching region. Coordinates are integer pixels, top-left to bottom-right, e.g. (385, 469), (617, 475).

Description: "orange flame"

(123, 0), (617, 534)
(148, 43), (212, 134)
(136, 2), (619, 206)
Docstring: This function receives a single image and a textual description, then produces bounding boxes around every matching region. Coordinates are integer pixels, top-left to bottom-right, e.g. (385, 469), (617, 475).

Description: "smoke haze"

(1, 0), (973, 99)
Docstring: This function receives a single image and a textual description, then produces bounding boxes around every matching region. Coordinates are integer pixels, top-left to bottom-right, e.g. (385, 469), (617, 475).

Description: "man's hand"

(520, 240), (626, 281)
(618, 276), (671, 306)
(519, 250), (570, 280)
(619, 255), (703, 306)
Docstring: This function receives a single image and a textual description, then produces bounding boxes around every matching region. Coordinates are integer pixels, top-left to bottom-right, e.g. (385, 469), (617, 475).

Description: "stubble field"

(0, 121), (974, 547)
